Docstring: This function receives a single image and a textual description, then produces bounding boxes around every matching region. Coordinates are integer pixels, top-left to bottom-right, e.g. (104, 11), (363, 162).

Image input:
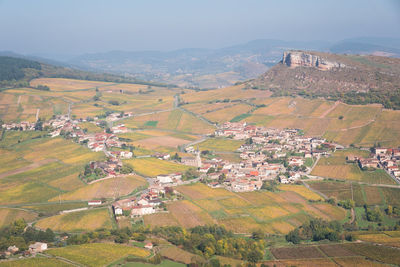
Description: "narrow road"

(302, 180), (328, 199)
(35, 108), (40, 121)
(349, 208), (355, 224)
(319, 101), (340, 118)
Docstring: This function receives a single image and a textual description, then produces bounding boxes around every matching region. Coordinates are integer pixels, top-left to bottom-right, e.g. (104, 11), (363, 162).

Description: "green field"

(230, 113), (252, 122)
(197, 138), (244, 152)
(144, 120), (158, 127)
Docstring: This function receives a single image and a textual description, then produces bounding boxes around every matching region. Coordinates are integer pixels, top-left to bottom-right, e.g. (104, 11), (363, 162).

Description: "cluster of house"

(112, 173), (184, 218)
(106, 112), (133, 122)
(200, 122), (338, 191)
(1, 121), (35, 131)
(46, 116), (127, 153)
(113, 189), (163, 218)
(1, 242), (47, 258)
(88, 158), (124, 177)
(353, 147), (400, 180)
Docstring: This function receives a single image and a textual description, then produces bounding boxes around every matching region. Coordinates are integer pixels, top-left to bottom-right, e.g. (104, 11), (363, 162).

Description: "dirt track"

(0, 158), (58, 179)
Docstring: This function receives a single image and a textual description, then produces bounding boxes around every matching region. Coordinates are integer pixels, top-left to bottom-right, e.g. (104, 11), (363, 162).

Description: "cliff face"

(282, 51), (345, 70)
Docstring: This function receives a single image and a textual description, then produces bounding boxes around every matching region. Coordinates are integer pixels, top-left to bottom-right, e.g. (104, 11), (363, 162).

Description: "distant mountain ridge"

(2, 37), (399, 89)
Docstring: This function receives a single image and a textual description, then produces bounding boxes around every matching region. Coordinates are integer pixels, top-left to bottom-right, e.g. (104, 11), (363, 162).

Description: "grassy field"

(46, 243), (150, 267)
(197, 138), (244, 152)
(124, 157), (192, 177)
(144, 183), (346, 234)
(52, 175), (147, 201)
(78, 122), (103, 133)
(159, 246), (201, 265)
(0, 208), (37, 228)
(35, 207), (113, 232)
(21, 202), (88, 215)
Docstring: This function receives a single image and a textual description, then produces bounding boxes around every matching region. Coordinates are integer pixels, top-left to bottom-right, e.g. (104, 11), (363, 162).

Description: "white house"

(113, 206), (123, 216)
(156, 175), (173, 184)
(29, 242), (47, 253)
(131, 205), (155, 217)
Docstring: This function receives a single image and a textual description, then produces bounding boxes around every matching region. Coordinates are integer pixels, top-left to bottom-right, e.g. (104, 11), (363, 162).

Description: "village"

(3, 116), (400, 223)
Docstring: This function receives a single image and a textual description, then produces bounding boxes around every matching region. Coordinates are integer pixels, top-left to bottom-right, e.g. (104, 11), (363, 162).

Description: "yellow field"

(46, 243), (150, 267)
(51, 175), (147, 201)
(0, 258), (73, 267)
(278, 184), (323, 201)
(144, 183), (346, 234)
(0, 208), (37, 228)
(176, 183), (235, 200)
(124, 157), (191, 177)
(30, 78), (111, 91)
(35, 208), (113, 232)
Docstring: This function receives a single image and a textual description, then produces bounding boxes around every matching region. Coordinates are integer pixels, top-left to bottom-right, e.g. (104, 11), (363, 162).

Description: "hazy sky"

(0, 0), (399, 57)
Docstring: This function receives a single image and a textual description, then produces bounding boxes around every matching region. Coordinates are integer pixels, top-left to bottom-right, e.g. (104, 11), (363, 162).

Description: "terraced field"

(144, 183), (346, 234)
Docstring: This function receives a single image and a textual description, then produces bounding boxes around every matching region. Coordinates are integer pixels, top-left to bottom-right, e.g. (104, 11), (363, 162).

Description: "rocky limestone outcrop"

(282, 51), (345, 70)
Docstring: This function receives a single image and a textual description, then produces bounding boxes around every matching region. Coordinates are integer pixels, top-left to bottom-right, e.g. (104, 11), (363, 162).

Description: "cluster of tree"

(365, 205), (384, 222)
(118, 163), (133, 174)
(385, 205), (400, 216)
(81, 163), (106, 182)
(152, 225), (265, 262)
(66, 227), (137, 245)
(0, 220), (55, 252)
(183, 169), (200, 181)
(261, 180), (279, 192)
(108, 100), (120, 106)
(171, 152), (182, 162)
(338, 199), (355, 209)
(35, 85), (50, 91)
(286, 219), (343, 244)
